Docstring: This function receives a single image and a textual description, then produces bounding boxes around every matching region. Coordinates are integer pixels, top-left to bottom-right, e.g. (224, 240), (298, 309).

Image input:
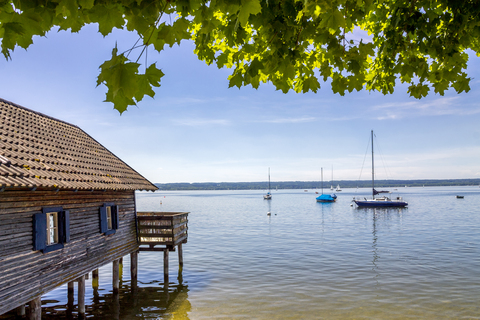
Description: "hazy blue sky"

(1, 25), (480, 183)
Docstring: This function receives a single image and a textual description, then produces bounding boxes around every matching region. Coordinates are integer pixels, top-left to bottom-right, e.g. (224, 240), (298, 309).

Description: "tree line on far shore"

(154, 179), (480, 191)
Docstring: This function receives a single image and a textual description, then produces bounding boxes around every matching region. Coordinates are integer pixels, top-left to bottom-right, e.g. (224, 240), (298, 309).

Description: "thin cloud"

(256, 117), (316, 124)
(370, 97), (480, 119)
(172, 118), (231, 126)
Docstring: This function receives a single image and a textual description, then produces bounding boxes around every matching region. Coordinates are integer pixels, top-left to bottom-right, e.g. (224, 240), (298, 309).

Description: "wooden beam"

(92, 269), (99, 289)
(163, 248), (169, 284)
(17, 304), (25, 317)
(178, 243), (183, 269)
(78, 275), (85, 319)
(28, 297), (41, 320)
(113, 259), (120, 294)
(67, 281), (74, 295)
(130, 251), (138, 284)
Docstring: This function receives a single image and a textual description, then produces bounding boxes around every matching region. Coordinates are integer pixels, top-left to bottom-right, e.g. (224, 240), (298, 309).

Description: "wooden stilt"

(92, 269), (99, 288)
(67, 282), (74, 319)
(163, 248), (169, 283)
(67, 281), (74, 318)
(78, 275), (86, 319)
(113, 259), (120, 294)
(130, 251), (138, 286)
(28, 297), (41, 320)
(178, 243), (184, 269)
(68, 281), (74, 295)
(17, 304), (26, 317)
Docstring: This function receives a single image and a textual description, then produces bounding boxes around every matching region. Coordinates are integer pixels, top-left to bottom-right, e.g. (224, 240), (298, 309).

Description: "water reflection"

(37, 269), (190, 320)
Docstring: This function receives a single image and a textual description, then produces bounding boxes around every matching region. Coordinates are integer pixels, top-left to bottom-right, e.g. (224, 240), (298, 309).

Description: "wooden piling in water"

(28, 297), (41, 320)
(178, 243), (184, 269)
(92, 269), (99, 288)
(130, 251), (138, 283)
(164, 248), (169, 282)
(78, 275), (85, 318)
(113, 259), (120, 294)
(17, 304), (25, 318)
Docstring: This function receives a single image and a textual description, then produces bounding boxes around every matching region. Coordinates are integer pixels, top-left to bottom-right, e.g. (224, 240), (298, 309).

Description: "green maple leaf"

(237, 0), (262, 27)
(228, 72), (244, 88)
(145, 63), (165, 88)
(135, 74), (155, 102)
(452, 76), (471, 93)
(104, 88), (136, 114)
(88, 4), (125, 36)
(1, 22), (24, 58)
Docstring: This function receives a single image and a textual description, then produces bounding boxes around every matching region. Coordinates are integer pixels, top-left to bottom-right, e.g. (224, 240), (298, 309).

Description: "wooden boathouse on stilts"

(0, 98), (189, 319)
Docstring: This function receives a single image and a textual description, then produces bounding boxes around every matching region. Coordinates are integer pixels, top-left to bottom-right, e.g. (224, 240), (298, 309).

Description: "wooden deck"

(137, 212), (188, 251)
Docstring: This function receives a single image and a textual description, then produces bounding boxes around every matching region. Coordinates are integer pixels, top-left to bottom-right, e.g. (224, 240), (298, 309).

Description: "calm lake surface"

(6, 186), (480, 319)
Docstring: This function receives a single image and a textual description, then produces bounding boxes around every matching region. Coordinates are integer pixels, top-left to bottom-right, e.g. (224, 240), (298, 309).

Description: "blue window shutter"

(33, 213), (46, 251)
(99, 206), (107, 233)
(63, 210), (70, 243)
(112, 205), (119, 230)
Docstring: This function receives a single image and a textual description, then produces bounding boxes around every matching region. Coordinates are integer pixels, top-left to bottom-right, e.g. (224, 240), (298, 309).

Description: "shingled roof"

(0, 98), (157, 191)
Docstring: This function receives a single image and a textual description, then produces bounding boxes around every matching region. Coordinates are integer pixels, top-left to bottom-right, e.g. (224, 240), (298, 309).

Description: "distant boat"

(456, 195), (464, 199)
(304, 190), (308, 192)
(264, 168), (272, 200)
(316, 167), (337, 203)
(336, 184), (342, 192)
(353, 130), (408, 208)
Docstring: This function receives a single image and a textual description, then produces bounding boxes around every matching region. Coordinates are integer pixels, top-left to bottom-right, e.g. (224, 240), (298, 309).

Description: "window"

(33, 207), (70, 253)
(47, 211), (59, 245)
(99, 203), (118, 235)
(106, 206), (113, 230)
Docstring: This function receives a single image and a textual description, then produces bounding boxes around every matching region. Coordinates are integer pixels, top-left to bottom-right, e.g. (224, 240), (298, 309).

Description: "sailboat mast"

(371, 130), (375, 199)
(321, 167), (324, 193)
(268, 167), (271, 192)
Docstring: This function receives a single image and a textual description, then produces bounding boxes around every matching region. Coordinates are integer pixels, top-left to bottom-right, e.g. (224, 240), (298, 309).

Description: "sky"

(1, 25), (480, 184)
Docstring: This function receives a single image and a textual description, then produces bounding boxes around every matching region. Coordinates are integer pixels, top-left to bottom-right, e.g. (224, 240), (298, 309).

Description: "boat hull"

(354, 200), (407, 207)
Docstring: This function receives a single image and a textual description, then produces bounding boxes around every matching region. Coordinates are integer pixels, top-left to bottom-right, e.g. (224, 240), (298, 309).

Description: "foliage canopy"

(1, 0), (479, 113)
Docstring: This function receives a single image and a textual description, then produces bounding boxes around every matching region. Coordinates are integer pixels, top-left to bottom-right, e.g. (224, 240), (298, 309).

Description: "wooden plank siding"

(0, 188), (139, 315)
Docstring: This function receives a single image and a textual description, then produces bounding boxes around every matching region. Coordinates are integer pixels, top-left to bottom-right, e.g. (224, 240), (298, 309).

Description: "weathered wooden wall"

(0, 188), (139, 315)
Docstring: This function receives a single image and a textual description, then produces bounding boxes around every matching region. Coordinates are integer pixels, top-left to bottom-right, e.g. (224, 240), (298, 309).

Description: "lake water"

(3, 186), (480, 319)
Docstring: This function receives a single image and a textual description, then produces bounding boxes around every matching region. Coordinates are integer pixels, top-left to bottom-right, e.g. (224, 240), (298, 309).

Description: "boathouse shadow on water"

(41, 274), (191, 320)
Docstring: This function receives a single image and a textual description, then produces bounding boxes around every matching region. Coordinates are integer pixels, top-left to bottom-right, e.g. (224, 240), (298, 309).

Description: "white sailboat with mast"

(264, 167), (272, 200)
(353, 130), (408, 208)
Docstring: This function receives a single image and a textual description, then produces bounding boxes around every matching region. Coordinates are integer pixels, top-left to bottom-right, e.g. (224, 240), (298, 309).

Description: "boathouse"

(0, 98), (158, 318)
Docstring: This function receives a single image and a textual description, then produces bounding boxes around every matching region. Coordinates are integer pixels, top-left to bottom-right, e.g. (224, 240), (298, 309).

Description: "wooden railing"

(136, 212), (188, 251)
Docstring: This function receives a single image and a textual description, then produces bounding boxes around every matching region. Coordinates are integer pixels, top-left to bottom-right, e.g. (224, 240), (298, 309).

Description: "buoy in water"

(267, 212), (271, 216)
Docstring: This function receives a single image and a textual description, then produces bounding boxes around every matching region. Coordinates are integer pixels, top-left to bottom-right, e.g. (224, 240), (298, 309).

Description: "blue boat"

(353, 131), (408, 208)
(316, 167), (337, 203)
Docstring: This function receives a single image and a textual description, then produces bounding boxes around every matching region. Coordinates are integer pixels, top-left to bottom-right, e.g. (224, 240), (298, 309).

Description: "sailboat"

(264, 168), (272, 200)
(336, 184), (342, 191)
(316, 168), (337, 202)
(353, 130), (408, 208)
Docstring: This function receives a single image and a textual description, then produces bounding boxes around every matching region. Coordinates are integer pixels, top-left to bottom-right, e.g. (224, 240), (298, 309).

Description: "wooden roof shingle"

(0, 98), (157, 191)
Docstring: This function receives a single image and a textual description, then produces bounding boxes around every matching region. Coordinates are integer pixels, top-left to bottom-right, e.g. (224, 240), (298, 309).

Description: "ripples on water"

(3, 187), (480, 319)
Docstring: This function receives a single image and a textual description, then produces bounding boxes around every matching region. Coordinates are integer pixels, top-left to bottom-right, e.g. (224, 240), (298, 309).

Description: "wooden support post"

(67, 281), (74, 318)
(113, 259), (120, 294)
(130, 251), (138, 285)
(92, 269), (99, 288)
(78, 275), (86, 319)
(178, 243), (184, 269)
(164, 248), (169, 283)
(17, 304), (26, 317)
(68, 281), (74, 295)
(28, 297), (41, 320)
